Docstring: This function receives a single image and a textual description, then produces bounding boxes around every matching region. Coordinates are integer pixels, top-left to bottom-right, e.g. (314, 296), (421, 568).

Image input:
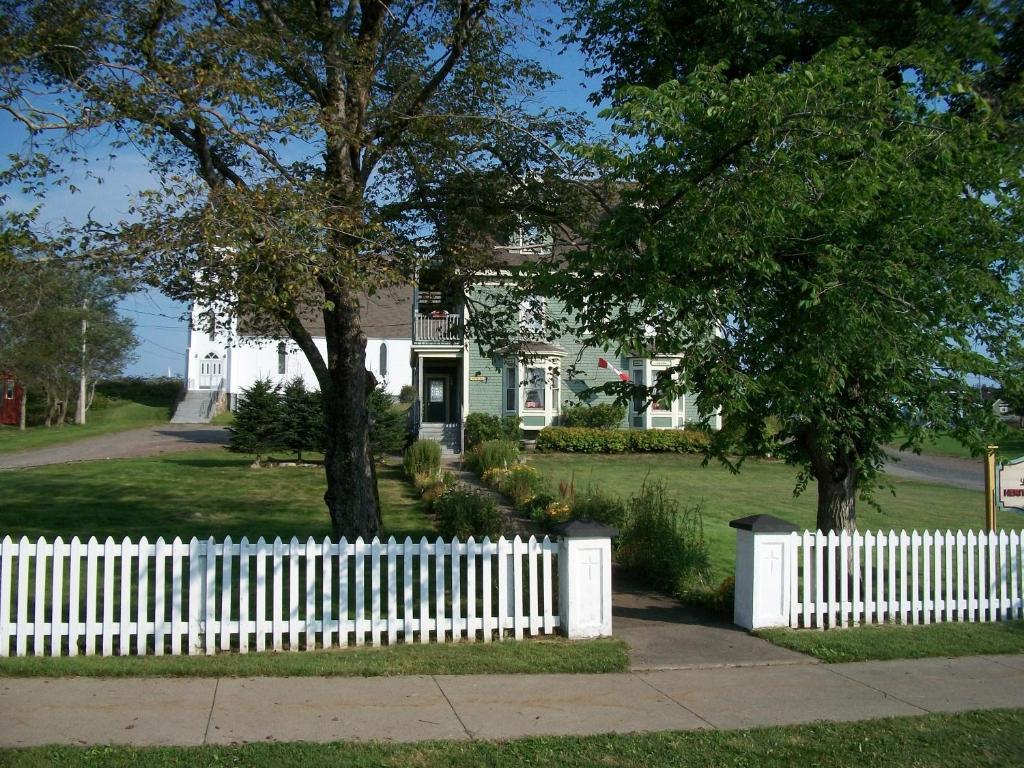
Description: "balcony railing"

(414, 312), (463, 345)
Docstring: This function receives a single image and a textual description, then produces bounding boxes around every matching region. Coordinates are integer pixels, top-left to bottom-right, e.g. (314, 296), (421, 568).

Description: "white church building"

(173, 288), (414, 423)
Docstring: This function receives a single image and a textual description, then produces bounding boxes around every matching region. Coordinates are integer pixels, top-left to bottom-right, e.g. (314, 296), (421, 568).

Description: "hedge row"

(535, 426), (711, 454)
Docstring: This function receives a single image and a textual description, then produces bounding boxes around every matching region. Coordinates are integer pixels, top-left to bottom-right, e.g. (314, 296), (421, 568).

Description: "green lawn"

(0, 379), (181, 455)
(3, 710), (1020, 767)
(0, 637), (627, 678)
(890, 429), (1024, 461)
(759, 620), (1024, 663)
(0, 452), (432, 542)
(526, 453), (1024, 579)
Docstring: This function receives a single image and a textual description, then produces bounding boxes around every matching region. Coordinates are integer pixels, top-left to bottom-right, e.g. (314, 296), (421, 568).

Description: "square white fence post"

(731, 515), (798, 630)
(554, 520), (617, 639)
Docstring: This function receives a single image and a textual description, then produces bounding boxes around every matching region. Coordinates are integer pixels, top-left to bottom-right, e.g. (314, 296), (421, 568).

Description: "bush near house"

(398, 384), (416, 403)
(463, 412), (521, 448)
(402, 439), (442, 484)
(559, 403), (626, 429)
(432, 488), (504, 540)
(536, 426), (711, 453)
(463, 439), (519, 476)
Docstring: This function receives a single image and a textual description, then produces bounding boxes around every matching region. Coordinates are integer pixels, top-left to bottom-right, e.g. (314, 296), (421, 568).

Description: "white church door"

(199, 353), (224, 389)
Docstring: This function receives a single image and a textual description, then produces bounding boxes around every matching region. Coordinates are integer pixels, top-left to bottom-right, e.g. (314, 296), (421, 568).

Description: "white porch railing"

(414, 312), (463, 344)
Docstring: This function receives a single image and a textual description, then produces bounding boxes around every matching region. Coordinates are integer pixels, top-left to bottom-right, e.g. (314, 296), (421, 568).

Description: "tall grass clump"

(403, 439), (441, 484)
(463, 439), (518, 476)
(617, 481), (709, 594)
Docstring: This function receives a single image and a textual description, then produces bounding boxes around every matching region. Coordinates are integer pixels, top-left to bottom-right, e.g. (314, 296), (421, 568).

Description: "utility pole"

(76, 297), (88, 425)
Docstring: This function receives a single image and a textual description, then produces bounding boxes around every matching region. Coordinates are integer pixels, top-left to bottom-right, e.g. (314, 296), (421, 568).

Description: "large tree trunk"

(320, 314), (381, 540)
(814, 458), (857, 534)
(18, 388), (26, 431)
(804, 428), (858, 534)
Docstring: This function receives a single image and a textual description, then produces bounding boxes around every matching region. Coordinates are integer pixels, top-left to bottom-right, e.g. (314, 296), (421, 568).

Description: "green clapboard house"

(410, 237), (720, 454)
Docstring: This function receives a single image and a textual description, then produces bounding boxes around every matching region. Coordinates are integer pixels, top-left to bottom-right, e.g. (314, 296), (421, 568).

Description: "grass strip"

(0, 637), (628, 678)
(758, 620), (1024, 663)
(2, 709), (1021, 766)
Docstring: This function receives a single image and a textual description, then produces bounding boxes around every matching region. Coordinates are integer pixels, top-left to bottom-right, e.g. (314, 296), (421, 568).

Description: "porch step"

(171, 390), (221, 424)
(418, 422), (461, 455)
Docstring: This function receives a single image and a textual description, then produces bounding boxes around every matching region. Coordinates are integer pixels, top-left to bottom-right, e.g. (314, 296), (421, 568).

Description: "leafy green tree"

(0, 253), (138, 427)
(540, 2), (1024, 533)
(279, 377), (322, 462)
(228, 378), (284, 465)
(1, 0), (582, 538)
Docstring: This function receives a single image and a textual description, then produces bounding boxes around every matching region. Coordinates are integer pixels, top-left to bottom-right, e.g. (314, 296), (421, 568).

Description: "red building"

(0, 372), (24, 426)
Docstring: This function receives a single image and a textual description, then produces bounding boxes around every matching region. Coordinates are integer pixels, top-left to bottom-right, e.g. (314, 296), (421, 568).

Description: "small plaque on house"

(997, 456), (1024, 512)
(469, 375), (487, 382)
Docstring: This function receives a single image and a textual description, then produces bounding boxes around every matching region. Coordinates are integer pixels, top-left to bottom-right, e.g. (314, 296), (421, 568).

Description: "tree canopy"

(540, 1), (1024, 532)
(0, 250), (138, 426)
(0, 0), (584, 537)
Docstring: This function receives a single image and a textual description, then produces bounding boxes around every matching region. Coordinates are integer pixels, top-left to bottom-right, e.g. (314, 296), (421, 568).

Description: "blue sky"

(1, 18), (604, 377)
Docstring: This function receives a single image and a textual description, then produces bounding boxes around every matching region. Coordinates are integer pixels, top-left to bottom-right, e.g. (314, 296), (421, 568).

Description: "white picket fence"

(789, 529), (1024, 629)
(0, 535), (560, 657)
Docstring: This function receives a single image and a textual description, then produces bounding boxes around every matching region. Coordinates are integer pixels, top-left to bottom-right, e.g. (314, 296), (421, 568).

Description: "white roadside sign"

(996, 456), (1024, 512)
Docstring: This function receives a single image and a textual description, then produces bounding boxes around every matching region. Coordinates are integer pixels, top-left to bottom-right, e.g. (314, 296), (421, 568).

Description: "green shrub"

(536, 427), (630, 453)
(403, 439), (441, 481)
(536, 426), (710, 453)
(464, 413), (521, 448)
(497, 464), (545, 510)
(433, 489), (504, 539)
(228, 377), (284, 464)
(628, 429), (711, 453)
(570, 488), (628, 529)
(560, 402), (626, 429)
(463, 439), (518, 476)
(617, 481), (709, 594)
(678, 577), (735, 621)
(420, 480), (446, 504)
(398, 384), (416, 403)
(368, 385), (410, 456)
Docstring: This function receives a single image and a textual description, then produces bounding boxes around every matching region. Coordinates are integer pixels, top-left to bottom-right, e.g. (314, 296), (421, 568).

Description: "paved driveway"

(0, 424), (229, 471)
(883, 449), (983, 491)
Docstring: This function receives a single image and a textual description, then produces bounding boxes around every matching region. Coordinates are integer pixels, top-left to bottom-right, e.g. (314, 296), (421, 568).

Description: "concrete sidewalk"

(2, 654), (1022, 748)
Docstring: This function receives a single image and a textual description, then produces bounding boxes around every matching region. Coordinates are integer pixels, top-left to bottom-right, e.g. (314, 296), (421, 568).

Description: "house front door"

(425, 375), (448, 423)
(199, 354), (224, 389)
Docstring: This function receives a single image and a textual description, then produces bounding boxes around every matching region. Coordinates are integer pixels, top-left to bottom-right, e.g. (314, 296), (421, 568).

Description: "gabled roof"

(237, 285), (413, 340)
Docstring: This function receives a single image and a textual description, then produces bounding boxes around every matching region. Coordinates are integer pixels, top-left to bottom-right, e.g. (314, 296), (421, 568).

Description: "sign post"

(996, 452), (1024, 529)
(986, 446), (998, 532)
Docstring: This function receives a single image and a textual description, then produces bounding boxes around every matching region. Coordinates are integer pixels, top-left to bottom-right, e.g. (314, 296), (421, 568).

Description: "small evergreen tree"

(280, 377), (322, 461)
(228, 377), (283, 466)
(368, 384), (408, 456)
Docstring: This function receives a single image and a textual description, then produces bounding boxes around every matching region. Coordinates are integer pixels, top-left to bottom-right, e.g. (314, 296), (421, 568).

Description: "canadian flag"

(598, 357), (630, 382)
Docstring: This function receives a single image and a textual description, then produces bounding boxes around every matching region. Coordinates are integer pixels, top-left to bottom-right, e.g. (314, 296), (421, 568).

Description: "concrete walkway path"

(0, 424), (229, 471)
(1, 654), (1022, 747)
(613, 578), (809, 670)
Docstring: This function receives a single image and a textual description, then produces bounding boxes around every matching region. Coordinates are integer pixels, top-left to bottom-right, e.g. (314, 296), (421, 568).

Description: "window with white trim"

(504, 358), (561, 419)
(504, 362), (518, 412)
(524, 366), (546, 410)
(4, 380), (14, 400)
(519, 295), (545, 335)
